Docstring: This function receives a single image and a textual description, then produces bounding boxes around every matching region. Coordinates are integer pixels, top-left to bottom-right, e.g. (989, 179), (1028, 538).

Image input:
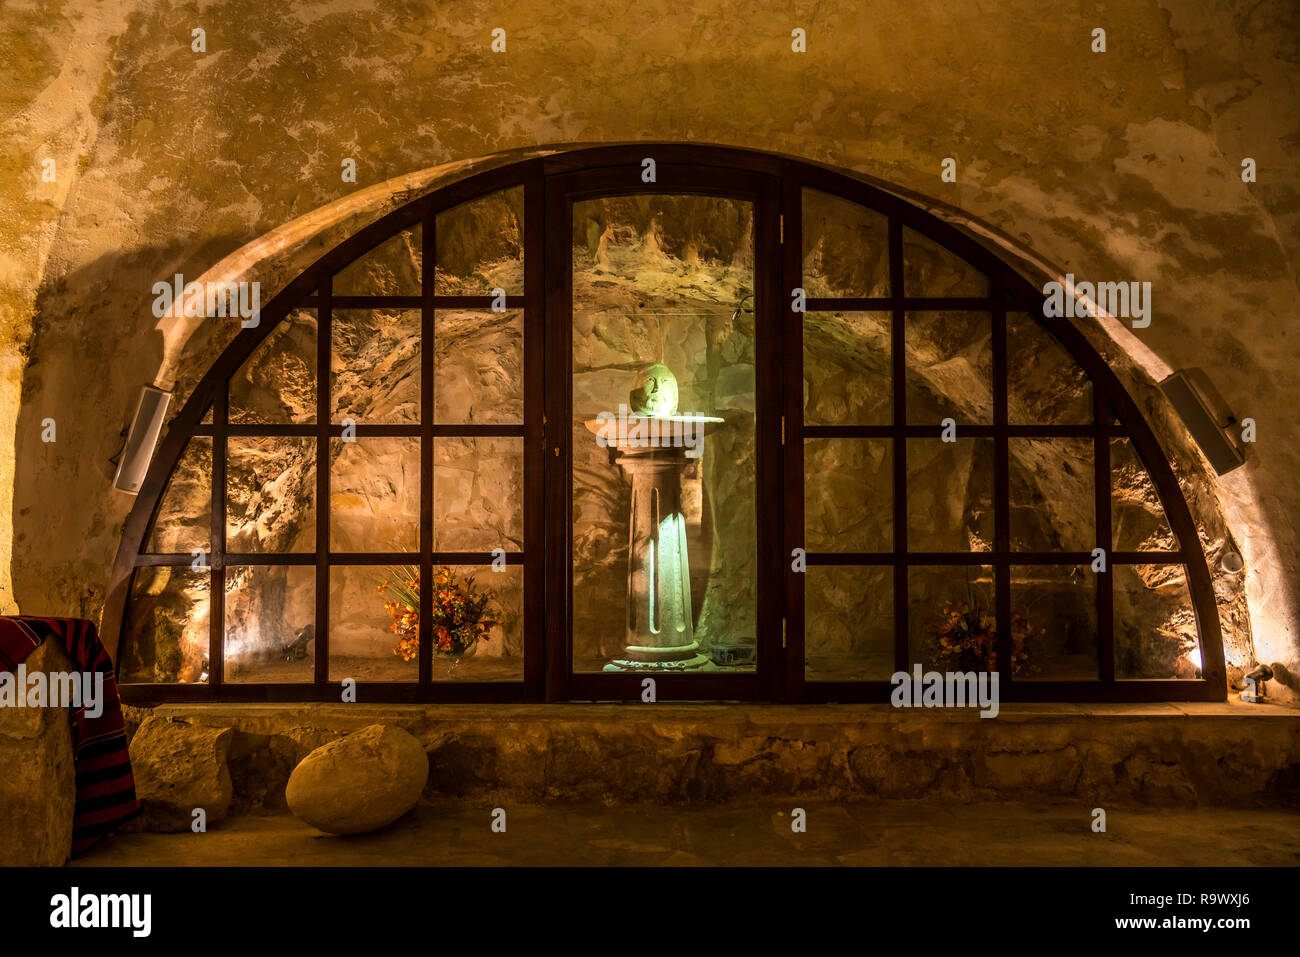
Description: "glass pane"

(803, 311), (891, 425)
(330, 437), (420, 552)
(331, 308), (419, 424)
(805, 565), (893, 681)
(905, 311), (993, 425)
(906, 438), (994, 552)
(434, 309), (523, 424)
(435, 186), (524, 295)
(1112, 438), (1177, 551)
(433, 437), (523, 552)
(227, 437), (317, 552)
(330, 564), (416, 683)
(1011, 565), (1097, 680)
(1007, 313), (1092, 424)
(229, 310), (316, 424)
(571, 194), (756, 675)
(1009, 438), (1094, 551)
(801, 187), (889, 297)
(201, 404), (212, 425)
(333, 226), (421, 296)
(119, 566), (210, 684)
(1114, 564), (1200, 678)
(902, 228), (988, 297)
(145, 436), (211, 553)
(804, 438), (892, 552)
(224, 564), (314, 683)
(908, 565), (995, 672)
(434, 564), (524, 682)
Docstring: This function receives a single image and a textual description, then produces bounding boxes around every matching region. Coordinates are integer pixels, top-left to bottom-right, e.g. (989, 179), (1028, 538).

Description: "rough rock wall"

(0, 641), (75, 864)
(1, 0), (1296, 691)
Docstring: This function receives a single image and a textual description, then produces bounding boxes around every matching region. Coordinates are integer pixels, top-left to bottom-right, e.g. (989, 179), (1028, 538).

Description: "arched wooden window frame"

(107, 145), (1227, 703)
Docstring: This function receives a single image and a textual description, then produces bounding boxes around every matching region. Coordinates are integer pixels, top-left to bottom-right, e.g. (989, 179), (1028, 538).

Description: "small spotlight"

(1241, 664), (1273, 703)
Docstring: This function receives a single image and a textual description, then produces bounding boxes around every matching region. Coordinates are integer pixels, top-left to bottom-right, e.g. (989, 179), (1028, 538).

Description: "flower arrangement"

(930, 593), (1039, 676)
(377, 564), (499, 663)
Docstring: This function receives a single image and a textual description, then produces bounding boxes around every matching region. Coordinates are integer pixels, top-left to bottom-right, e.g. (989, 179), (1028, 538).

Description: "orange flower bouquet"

(377, 565), (499, 666)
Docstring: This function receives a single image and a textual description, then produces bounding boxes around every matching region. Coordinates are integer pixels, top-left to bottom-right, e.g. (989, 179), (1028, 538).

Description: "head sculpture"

(628, 362), (679, 417)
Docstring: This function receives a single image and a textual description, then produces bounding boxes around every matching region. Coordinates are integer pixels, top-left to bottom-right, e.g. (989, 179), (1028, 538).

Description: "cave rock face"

(285, 724), (428, 835)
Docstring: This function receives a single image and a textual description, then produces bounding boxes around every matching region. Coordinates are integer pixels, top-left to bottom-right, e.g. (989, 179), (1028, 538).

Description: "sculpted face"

(628, 363), (679, 417)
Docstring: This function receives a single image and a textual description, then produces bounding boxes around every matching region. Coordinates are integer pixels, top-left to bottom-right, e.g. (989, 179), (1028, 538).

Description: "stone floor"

(74, 800), (1300, 866)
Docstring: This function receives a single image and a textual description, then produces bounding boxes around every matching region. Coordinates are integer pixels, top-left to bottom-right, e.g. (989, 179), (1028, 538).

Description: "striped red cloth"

(0, 616), (140, 857)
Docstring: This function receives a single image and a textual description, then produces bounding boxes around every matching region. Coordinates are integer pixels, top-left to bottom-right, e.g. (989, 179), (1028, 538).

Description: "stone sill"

(139, 698), (1300, 727)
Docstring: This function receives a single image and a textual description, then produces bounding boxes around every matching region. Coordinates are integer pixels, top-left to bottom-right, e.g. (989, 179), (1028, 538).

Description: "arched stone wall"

(2, 0), (1295, 697)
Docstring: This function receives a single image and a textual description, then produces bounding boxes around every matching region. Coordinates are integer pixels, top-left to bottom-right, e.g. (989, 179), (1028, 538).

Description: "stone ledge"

(135, 699), (1299, 724)
(118, 700), (1300, 812)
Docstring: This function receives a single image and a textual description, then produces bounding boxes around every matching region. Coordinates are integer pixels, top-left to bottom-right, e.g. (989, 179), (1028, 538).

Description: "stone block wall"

(120, 703), (1300, 818)
(0, 641), (75, 865)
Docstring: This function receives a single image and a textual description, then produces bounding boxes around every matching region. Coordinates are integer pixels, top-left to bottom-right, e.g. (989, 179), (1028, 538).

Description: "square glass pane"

(433, 564), (524, 682)
(224, 564), (314, 683)
(902, 227), (988, 297)
(805, 564), (893, 681)
(330, 437), (420, 552)
(1112, 438), (1178, 551)
(804, 437), (892, 552)
(908, 565), (995, 672)
(1114, 564), (1200, 679)
(331, 308), (420, 424)
(229, 310), (316, 424)
(905, 311), (993, 425)
(1007, 313), (1092, 424)
(119, 566), (210, 684)
(433, 437), (523, 552)
(330, 564), (418, 683)
(333, 226), (421, 296)
(801, 187), (889, 297)
(570, 193), (756, 675)
(803, 311), (891, 425)
(226, 436), (317, 552)
(1009, 438), (1094, 552)
(906, 438), (994, 552)
(433, 309), (523, 424)
(145, 436), (211, 553)
(1010, 565), (1097, 680)
(435, 186), (524, 295)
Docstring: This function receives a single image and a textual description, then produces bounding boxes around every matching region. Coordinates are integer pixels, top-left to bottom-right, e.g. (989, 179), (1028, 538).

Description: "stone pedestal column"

(604, 444), (710, 671)
(586, 411), (722, 673)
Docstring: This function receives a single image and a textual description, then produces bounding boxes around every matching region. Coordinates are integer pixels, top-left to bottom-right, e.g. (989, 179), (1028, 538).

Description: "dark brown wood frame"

(106, 144), (1227, 704)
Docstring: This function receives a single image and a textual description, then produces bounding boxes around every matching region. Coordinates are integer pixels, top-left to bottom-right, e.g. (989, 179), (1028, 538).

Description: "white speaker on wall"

(113, 385), (172, 494)
(1159, 369), (1245, 475)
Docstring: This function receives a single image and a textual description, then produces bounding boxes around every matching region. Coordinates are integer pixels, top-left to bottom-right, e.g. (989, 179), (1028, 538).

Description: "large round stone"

(285, 724), (428, 835)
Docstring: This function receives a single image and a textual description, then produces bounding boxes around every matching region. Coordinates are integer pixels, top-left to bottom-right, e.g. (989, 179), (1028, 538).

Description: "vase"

(437, 637), (478, 678)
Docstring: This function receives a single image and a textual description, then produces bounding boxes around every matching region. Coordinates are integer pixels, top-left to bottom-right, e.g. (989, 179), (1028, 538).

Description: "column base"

(602, 642), (715, 672)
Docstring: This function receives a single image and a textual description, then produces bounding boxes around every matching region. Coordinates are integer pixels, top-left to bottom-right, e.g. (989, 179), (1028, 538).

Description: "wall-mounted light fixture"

(1241, 664), (1273, 703)
(112, 385), (171, 494)
(1219, 548), (1245, 573)
(1159, 369), (1245, 475)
